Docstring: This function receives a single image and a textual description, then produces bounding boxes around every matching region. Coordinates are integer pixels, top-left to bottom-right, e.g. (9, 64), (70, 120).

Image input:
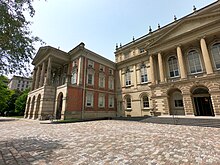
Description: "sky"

(29, 0), (216, 62)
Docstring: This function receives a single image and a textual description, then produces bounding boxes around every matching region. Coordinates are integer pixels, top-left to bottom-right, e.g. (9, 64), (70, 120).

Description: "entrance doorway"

(192, 87), (214, 116)
(56, 93), (63, 119)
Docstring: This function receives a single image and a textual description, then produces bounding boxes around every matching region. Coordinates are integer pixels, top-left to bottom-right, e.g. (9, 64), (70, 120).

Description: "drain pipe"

(81, 51), (87, 120)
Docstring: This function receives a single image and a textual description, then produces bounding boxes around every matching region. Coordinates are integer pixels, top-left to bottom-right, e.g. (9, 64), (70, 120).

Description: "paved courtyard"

(0, 117), (219, 165)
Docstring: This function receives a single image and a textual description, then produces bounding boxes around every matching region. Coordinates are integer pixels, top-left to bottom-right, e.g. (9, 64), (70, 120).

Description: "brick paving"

(0, 117), (219, 165)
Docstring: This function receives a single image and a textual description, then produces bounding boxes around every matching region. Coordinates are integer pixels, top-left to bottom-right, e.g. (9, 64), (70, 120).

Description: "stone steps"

(113, 116), (220, 128)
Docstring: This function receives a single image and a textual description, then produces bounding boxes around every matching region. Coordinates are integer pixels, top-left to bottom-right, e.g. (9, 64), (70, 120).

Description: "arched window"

(211, 43), (220, 69)
(125, 96), (131, 109)
(168, 56), (179, 77)
(140, 64), (148, 83)
(125, 69), (131, 86)
(142, 95), (149, 108)
(188, 50), (202, 74)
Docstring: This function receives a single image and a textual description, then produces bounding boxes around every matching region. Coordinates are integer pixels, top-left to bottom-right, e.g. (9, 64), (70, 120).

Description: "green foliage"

(0, 0), (44, 75)
(0, 75), (11, 114)
(15, 89), (29, 115)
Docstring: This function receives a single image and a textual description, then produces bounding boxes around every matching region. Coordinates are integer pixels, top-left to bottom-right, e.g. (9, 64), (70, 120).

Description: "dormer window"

(109, 69), (113, 75)
(99, 65), (105, 72)
(139, 48), (145, 54)
(88, 60), (94, 68)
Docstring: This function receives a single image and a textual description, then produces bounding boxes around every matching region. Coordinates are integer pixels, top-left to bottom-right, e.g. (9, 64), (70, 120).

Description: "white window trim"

(99, 74), (105, 88)
(108, 77), (114, 90)
(88, 60), (94, 68)
(98, 94), (105, 108)
(87, 73), (94, 85)
(108, 95), (114, 108)
(86, 92), (94, 107)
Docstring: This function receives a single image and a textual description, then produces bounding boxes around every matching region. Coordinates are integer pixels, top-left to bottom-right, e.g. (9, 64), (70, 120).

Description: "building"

(8, 76), (32, 91)
(115, 1), (220, 117)
(25, 1), (220, 120)
(24, 43), (116, 120)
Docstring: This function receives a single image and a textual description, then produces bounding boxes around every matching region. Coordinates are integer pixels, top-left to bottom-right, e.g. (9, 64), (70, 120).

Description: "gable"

(149, 12), (220, 47)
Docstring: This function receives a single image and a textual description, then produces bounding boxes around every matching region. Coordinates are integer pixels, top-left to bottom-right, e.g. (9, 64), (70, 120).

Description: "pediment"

(149, 11), (220, 47)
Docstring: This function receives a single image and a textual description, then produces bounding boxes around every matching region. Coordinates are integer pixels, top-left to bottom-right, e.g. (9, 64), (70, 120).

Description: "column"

(149, 55), (155, 84)
(34, 66), (41, 89)
(200, 38), (213, 74)
(77, 57), (82, 85)
(31, 69), (36, 91)
(177, 46), (187, 79)
(158, 52), (165, 83)
(39, 62), (46, 87)
(133, 64), (137, 88)
(46, 57), (52, 85)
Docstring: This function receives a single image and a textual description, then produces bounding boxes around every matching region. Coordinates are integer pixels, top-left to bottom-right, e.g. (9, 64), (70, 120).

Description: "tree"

(15, 89), (29, 115)
(0, 75), (10, 115)
(0, 0), (43, 75)
(5, 89), (22, 115)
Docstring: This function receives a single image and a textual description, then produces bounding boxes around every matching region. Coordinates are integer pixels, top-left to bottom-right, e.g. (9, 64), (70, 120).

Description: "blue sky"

(30, 0), (215, 61)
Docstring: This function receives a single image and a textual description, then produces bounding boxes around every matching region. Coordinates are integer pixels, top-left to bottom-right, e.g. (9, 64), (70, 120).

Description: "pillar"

(200, 38), (213, 74)
(34, 66), (41, 89)
(149, 55), (155, 84)
(39, 62), (46, 87)
(46, 57), (52, 85)
(133, 64), (137, 88)
(158, 52), (165, 83)
(31, 69), (36, 91)
(177, 46), (187, 79)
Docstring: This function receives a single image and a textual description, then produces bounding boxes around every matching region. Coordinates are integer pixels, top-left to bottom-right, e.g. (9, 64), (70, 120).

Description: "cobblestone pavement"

(0, 117), (219, 165)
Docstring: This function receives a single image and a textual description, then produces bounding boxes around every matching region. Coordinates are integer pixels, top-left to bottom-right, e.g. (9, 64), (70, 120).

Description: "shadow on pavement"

(0, 137), (64, 164)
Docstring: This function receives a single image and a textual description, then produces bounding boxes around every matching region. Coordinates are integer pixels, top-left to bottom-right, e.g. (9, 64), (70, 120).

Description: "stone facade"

(115, 1), (220, 117)
(25, 1), (220, 120)
(8, 76), (32, 91)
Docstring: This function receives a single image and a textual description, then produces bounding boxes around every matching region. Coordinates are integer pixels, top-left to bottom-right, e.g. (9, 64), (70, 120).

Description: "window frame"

(108, 95), (114, 108)
(98, 93), (105, 108)
(125, 96), (132, 109)
(211, 42), (220, 70)
(187, 49), (203, 74)
(142, 95), (149, 109)
(125, 69), (132, 86)
(140, 64), (148, 83)
(87, 73), (94, 85)
(86, 92), (94, 107)
(168, 55), (180, 78)
(99, 74), (105, 88)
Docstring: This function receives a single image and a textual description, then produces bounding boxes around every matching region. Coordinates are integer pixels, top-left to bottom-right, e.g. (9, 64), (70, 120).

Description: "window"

(88, 60), (94, 68)
(126, 96), (131, 109)
(26, 85), (29, 88)
(139, 48), (145, 54)
(71, 70), (77, 84)
(17, 84), (20, 87)
(140, 64), (148, 83)
(72, 60), (77, 67)
(109, 69), (113, 75)
(86, 92), (93, 107)
(211, 43), (220, 69)
(124, 52), (130, 59)
(109, 95), (114, 108)
(142, 95), (149, 108)
(98, 94), (105, 107)
(99, 65), (105, 72)
(108, 77), (114, 90)
(125, 69), (131, 86)
(168, 56), (179, 77)
(188, 50), (202, 74)
(99, 74), (105, 88)
(174, 100), (183, 107)
(87, 73), (94, 85)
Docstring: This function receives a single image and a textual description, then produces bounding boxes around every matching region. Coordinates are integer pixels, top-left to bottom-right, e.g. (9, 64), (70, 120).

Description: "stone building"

(8, 76), (32, 91)
(25, 43), (116, 120)
(25, 1), (220, 120)
(115, 1), (220, 117)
